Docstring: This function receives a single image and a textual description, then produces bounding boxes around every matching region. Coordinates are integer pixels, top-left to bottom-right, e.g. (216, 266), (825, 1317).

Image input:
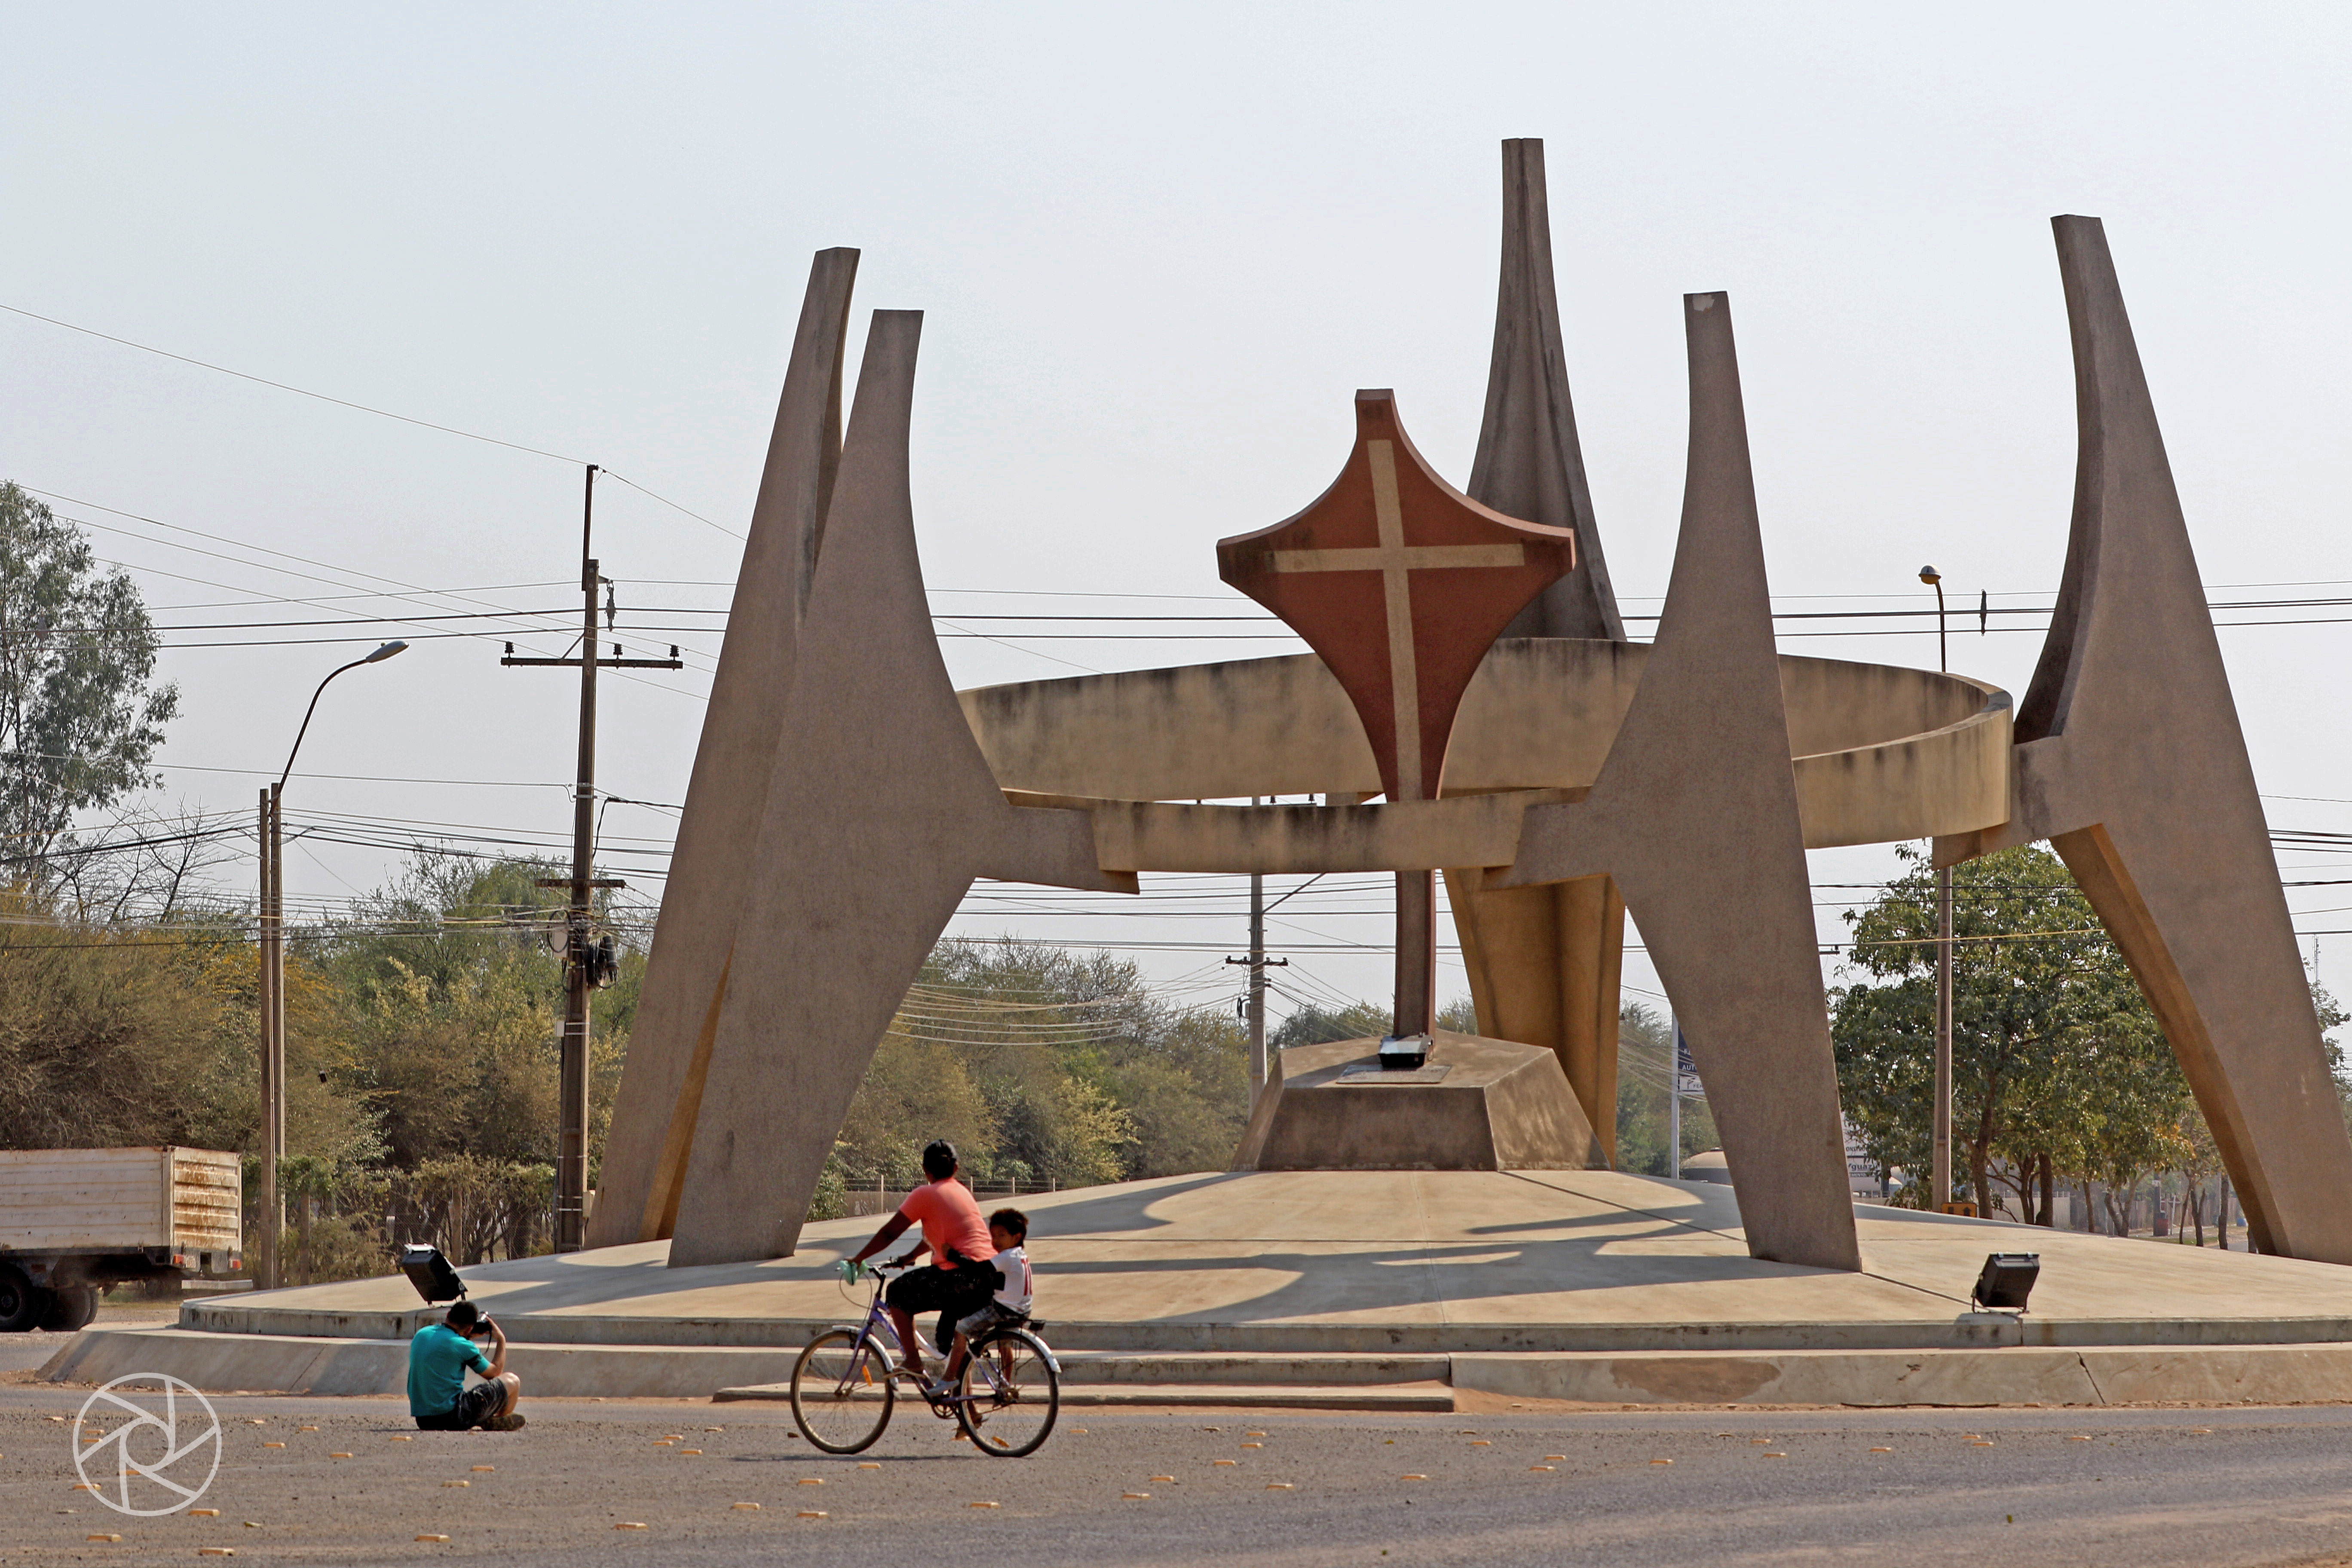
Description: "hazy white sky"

(5, 3), (2349, 1020)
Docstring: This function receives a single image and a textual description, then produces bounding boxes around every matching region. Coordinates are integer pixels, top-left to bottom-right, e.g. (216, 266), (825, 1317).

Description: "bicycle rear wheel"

(791, 1328), (896, 1453)
(956, 1328), (1059, 1457)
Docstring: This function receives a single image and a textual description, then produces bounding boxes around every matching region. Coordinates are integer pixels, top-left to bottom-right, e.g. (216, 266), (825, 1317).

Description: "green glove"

(836, 1259), (866, 1284)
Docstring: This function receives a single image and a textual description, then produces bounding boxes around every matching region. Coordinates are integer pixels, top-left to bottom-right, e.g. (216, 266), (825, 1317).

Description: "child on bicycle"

(937, 1208), (1031, 1394)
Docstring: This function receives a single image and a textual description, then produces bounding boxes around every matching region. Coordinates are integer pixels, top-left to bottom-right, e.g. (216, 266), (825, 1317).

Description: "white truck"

(0, 1147), (243, 1332)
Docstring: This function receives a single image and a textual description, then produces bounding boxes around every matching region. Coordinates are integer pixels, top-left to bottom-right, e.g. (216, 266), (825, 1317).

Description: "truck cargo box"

(0, 1146), (242, 1262)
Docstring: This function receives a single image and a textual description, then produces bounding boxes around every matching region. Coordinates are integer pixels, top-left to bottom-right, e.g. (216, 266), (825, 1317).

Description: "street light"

(257, 640), (408, 1290)
(1918, 567), (1955, 1215)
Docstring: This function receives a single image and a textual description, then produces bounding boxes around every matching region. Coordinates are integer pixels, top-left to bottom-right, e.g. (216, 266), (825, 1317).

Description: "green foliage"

(317, 856), (637, 1175)
(0, 483), (178, 879)
(1268, 1000), (1393, 1047)
(0, 849), (646, 1272)
(1269, 997), (1478, 1047)
(826, 940), (1246, 1198)
(0, 888), (373, 1166)
(1830, 843), (2221, 1220)
(1612, 1002), (1719, 1176)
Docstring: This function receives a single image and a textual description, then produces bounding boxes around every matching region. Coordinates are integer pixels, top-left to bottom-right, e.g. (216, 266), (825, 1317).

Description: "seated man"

(407, 1299), (524, 1431)
(845, 1139), (997, 1393)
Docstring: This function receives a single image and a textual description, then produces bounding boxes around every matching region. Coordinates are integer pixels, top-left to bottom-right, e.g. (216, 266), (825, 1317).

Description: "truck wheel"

(38, 1285), (98, 1333)
(0, 1266), (42, 1333)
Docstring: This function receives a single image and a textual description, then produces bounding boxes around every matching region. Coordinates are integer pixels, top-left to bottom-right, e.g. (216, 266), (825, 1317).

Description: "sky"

(4, 3), (2350, 1028)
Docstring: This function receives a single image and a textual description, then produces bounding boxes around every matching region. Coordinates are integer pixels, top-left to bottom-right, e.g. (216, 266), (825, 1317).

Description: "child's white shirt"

(992, 1245), (1032, 1313)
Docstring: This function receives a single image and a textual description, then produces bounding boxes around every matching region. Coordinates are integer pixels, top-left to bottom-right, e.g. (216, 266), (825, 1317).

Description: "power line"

(34, 490), (717, 696)
(3, 303), (743, 542)
(0, 302), (586, 462)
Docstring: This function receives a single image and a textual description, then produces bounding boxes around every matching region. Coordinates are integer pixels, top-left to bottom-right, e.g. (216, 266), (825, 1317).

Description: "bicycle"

(789, 1258), (1061, 1458)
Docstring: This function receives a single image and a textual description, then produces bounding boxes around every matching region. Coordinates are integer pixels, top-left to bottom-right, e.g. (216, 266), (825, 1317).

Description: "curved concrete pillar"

(1457, 137), (1629, 1150)
(1497, 292), (1860, 1273)
(1474, 137), (1621, 644)
(591, 249), (860, 1249)
(664, 311), (1125, 1268)
(1939, 217), (2352, 1263)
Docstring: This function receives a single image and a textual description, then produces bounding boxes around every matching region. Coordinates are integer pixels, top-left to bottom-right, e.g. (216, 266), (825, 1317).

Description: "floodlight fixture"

(1378, 1033), (1431, 1070)
(398, 1243), (468, 1305)
(1972, 1252), (2039, 1311)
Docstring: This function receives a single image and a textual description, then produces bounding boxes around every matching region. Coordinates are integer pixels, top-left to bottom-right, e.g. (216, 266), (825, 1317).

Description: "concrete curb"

(170, 1300), (2352, 1354)
(38, 1328), (806, 1400)
(43, 1325), (2352, 1407)
(1450, 1345), (2352, 1406)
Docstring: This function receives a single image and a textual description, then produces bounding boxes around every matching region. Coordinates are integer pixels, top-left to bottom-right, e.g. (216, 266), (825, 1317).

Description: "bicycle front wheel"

(791, 1328), (896, 1453)
(956, 1328), (1060, 1457)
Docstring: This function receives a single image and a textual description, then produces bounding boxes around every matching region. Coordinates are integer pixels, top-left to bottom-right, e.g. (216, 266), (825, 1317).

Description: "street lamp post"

(1919, 565), (1953, 1214)
(257, 639), (408, 1290)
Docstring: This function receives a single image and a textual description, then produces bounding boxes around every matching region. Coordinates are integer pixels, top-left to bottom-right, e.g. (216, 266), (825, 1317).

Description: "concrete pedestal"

(1231, 1030), (1606, 1172)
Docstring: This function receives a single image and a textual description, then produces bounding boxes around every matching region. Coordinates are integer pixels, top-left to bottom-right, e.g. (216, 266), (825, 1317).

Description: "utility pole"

(1920, 564), (1954, 1214)
(503, 465), (680, 1251)
(1246, 865), (1267, 1096)
(257, 787), (282, 1290)
(1226, 798), (1287, 1105)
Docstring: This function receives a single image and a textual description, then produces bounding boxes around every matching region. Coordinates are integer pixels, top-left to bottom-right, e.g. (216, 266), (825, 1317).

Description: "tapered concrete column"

(1450, 138), (1631, 1123)
(1939, 217), (2352, 1264)
(1498, 292), (1859, 1273)
(591, 250), (861, 1248)
(665, 311), (1127, 1268)
(1446, 869), (1624, 1165)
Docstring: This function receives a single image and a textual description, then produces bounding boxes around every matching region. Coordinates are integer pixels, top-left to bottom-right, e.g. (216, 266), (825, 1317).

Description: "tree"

(1269, 1000), (1396, 1047)
(322, 854), (637, 1175)
(0, 887), (374, 1172)
(0, 484), (178, 882)
(1614, 1002), (1718, 1176)
(814, 939), (1250, 1216)
(1831, 844), (2168, 1218)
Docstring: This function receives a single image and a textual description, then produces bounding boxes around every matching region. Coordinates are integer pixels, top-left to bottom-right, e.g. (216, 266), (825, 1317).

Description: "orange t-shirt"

(897, 1178), (995, 1271)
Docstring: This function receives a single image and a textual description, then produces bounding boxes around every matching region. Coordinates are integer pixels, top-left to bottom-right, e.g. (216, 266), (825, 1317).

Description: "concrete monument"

(589, 147), (2352, 1276)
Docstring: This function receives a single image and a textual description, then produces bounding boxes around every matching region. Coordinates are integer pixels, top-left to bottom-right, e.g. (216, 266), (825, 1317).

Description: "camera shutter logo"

(73, 1374), (224, 1516)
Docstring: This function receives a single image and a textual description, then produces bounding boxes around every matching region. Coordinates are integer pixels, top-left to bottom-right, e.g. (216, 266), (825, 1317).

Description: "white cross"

(1265, 439), (1525, 801)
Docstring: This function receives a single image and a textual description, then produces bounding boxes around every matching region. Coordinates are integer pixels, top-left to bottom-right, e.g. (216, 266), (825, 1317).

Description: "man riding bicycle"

(843, 1140), (998, 1397)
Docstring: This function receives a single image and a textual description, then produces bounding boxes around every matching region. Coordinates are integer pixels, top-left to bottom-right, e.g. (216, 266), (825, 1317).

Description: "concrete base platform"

(38, 1169), (2352, 1407)
(1232, 1032), (1605, 1171)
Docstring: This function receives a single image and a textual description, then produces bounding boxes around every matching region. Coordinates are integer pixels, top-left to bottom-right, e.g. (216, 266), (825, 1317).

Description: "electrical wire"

(1, 303), (729, 537)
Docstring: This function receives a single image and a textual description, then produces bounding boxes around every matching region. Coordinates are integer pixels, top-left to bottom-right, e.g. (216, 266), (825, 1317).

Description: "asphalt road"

(8, 1382), (2352, 1567)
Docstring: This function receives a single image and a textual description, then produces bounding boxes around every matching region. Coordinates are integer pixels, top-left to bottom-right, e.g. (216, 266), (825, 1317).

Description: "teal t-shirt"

(407, 1323), (490, 1417)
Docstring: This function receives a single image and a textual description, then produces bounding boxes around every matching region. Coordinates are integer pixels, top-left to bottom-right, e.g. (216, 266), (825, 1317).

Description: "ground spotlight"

(397, 1243), (468, 1305)
(1972, 1252), (2040, 1311)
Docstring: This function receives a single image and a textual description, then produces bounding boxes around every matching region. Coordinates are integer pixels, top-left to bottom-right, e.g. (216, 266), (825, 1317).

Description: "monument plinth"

(1231, 1029), (1606, 1173)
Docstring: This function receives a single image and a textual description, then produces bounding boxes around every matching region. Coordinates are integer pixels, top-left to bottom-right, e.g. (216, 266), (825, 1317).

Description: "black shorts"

(415, 1379), (505, 1431)
(885, 1263), (996, 1348)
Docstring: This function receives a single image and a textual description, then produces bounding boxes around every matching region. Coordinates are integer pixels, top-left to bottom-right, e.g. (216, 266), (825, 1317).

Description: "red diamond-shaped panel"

(1216, 390), (1576, 802)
